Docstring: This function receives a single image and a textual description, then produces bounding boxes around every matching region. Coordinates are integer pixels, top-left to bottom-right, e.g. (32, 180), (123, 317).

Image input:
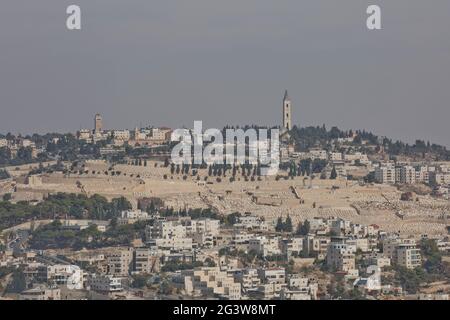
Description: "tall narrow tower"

(282, 90), (292, 131)
(94, 113), (103, 133)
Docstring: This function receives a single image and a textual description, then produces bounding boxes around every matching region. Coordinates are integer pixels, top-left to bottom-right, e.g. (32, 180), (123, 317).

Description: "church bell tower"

(282, 90), (292, 131)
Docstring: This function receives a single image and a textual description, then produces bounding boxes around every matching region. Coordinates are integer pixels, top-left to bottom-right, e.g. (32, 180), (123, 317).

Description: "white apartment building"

(248, 236), (281, 257)
(382, 238), (421, 269)
(430, 172), (450, 185)
(258, 267), (286, 284)
(150, 128), (171, 141)
(120, 209), (148, 220)
(185, 218), (220, 237)
(329, 152), (343, 162)
(415, 166), (431, 183)
(88, 274), (123, 294)
(397, 243), (422, 269)
(78, 129), (92, 141)
(234, 214), (269, 231)
(145, 220), (193, 251)
(309, 149), (328, 160)
(118, 209), (149, 225)
(146, 219), (187, 239)
(346, 238), (370, 253)
(232, 231), (254, 245)
(375, 164), (396, 184)
(40, 264), (84, 290)
(113, 130), (131, 141)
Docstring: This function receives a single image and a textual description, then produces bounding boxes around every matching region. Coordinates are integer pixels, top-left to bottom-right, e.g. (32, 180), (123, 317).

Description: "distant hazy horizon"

(1, 1), (449, 147)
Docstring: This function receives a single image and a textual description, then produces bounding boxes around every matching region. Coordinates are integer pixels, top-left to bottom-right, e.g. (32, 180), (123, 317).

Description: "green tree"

(285, 215), (293, 232)
(296, 220), (310, 235)
(131, 274), (149, 288)
(330, 166), (337, 179)
(2, 193), (12, 202)
(275, 217), (284, 232)
(7, 269), (26, 293)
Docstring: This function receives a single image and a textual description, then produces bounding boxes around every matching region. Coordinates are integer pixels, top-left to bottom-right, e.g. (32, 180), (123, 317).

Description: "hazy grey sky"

(1, 1), (449, 146)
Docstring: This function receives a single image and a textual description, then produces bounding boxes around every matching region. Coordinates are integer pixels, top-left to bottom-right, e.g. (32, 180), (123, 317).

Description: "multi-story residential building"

(77, 129), (93, 142)
(234, 268), (261, 290)
(382, 238), (421, 269)
(429, 172), (450, 185)
(132, 248), (159, 274)
(250, 282), (286, 299)
(302, 235), (330, 257)
(185, 218), (220, 237)
(280, 237), (303, 258)
(234, 214), (269, 231)
(329, 152), (343, 162)
(192, 232), (215, 248)
(145, 219), (193, 251)
(258, 267), (286, 284)
(326, 242), (356, 273)
(375, 164), (396, 184)
(117, 209), (149, 225)
(436, 239), (450, 253)
(113, 130), (131, 141)
(248, 236), (281, 257)
(152, 237), (193, 251)
(38, 264), (84, 290)
(399, 166), (416, 184)
(330, 219), (352, 236)
(346, 238), (370, 253)
(88, 274), (123, 294)
(106, 248), (133, 276)
(231, 231), (254, 246)
(284, 274), (318, 300)
(397, 243), (422, 269)
(146, 219), (187, 239)
(148, 127), (172, 144)
(415, 166), (431, 183)
(183, 267), (241, 300)
(309, 149), (328, 160)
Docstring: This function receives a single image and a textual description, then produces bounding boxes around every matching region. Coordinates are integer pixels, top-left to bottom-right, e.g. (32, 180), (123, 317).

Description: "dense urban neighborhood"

(1, 96), (450, 300)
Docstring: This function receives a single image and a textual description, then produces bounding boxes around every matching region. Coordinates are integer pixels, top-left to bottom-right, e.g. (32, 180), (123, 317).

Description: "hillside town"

(1, 93), (450, 300)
